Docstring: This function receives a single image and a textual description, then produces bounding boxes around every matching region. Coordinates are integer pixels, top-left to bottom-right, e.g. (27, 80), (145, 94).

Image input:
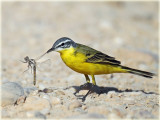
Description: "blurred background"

(1, 1), (159, 119)
(2, 1), (158, 87)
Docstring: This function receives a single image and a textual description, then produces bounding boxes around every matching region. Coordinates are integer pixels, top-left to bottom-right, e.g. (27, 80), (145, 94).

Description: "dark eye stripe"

(56, 41), (70, 48)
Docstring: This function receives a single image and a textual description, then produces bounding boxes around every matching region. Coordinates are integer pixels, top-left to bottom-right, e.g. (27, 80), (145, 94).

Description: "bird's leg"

(91, 75), (96, 85)
(81, 75), (96, 101)
(82, 75), (102, 101)
(91, 75), (102, 94)
(82, 85), (94, 102)
(85, 74), (90, 83)
(74, 74), (91, 95)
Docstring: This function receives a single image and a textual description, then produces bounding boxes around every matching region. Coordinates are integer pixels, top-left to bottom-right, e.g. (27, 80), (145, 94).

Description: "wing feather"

(75, 43), (121, 65)
(86, 52), (121, 65)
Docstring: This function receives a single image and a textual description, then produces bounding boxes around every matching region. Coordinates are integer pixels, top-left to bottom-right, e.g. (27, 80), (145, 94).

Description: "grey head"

(47, 37), (77, 53)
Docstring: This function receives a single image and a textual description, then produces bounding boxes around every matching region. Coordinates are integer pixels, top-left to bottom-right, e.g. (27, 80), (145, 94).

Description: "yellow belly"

(59, 48), (126, 75)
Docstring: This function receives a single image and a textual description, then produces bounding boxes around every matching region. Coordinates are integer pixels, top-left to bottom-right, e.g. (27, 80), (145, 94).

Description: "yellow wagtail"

(47, 37), (155, 101)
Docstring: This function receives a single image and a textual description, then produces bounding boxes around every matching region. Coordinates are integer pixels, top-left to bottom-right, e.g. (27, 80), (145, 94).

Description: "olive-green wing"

(76, 43), (121, 65)
(86, 52), (121, 65)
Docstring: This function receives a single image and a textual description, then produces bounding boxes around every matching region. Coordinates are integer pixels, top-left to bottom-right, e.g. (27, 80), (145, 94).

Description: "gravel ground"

(1, 2), (159, 119)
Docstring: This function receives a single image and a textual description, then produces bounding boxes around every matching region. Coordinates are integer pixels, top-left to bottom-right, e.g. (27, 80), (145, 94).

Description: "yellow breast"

(59, 47), (126, 75)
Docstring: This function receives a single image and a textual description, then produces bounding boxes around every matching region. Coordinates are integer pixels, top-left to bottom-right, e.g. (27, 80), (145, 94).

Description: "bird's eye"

(61, 43), (64, 46)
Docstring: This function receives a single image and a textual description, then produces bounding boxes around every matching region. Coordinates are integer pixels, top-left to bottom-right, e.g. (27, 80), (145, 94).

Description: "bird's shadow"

(67, 84), (159, 96)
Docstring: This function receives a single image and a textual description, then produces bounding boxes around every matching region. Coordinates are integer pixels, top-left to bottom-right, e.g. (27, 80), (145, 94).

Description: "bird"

(47, 37), (155, 101)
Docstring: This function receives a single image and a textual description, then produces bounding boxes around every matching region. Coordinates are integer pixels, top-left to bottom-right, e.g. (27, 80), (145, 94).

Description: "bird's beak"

(47, 48), (55, 53)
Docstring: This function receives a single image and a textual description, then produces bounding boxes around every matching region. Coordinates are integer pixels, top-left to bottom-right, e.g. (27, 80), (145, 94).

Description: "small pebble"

(23, 96), (51, 111)
(68, 100), (82, 110)
(82, 105), (87, 110)
(56, 90), (65, 95)
(43, 88), (53, 93)
(51, 97), (61, 105)
(16, 96), (26, 105)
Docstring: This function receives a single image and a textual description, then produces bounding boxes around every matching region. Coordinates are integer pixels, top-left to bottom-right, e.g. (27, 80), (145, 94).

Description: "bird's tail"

(120, 66), (155, 78)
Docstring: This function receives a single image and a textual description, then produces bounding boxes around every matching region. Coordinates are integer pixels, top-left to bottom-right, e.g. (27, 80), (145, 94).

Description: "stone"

(55, 90), (65, 95)
(68, 100), (82, 110)
(26, 111), (46, 119)
(34, 112), (47, 119)
(16, 96), (26, 105)
(43, 88), (53, 93)
(24, 86), (38, 96)
(67, 113), (107, 118)
(82, 105), (87, 110)
(23, 96), (51, 111)
(1, 82), (25, 107)
(51, 97), (61, 105)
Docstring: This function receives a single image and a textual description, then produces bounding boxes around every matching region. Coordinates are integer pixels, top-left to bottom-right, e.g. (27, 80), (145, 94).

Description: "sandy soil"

(1, 2), (159, 119)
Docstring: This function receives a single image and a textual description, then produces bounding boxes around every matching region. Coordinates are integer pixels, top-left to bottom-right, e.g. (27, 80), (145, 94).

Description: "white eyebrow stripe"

(55, 39), (71, 48)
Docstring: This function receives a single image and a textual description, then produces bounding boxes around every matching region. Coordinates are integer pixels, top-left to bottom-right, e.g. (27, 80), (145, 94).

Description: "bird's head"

(47, 37), (77, 53)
